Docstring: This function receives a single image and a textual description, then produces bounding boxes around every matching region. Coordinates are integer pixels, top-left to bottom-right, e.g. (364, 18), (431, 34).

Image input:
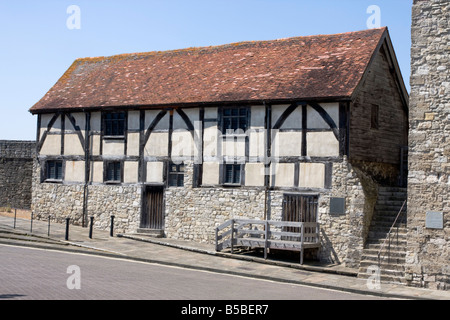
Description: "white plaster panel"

(145, 110), (169, 130)
(64, 134), (84, 156)
(222, 138), (246, 157)
(124, 161), (139, 183)
(250, 105), (265, 128)
(272, 131), (302, 157)
(128, 111), (140, 130)
(299, 163), (325, 189)
(245, 163), (265, 186)
(66, 113), (86, 138)
(307, 102), (339, 129)
(103, 140), (125, 156)
(173, 108), (199, 130)
(203, 124), (218, 158)
(91, 135), (101, 156)
(271, 104), (302, 129)
(91, 161), (103, 183)
(40, 134), (61, 155)
(307, 132), (339, 157)
(41, 114), (62, 133)
(204, 107), (218, 119)
(146, 161), (164, 183)
(90, 112), (102, 132)
(270, 163), (295, 187)
(145, 132), (168, 157)
(202, 162), (220, 185)
(127, 132), (140, 156)
(249, 130), (265, 158)
(172, 130), (195, 157)
(65, 161), (85, 182)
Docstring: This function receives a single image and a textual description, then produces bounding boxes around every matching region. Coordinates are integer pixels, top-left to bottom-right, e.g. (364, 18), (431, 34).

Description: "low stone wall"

(32, 162), (141, 234)
(0, 140), (35, 209)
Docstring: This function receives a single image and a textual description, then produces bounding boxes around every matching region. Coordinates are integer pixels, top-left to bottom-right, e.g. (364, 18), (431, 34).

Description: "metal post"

(89, 216), (94, 239)
(48, 216), (51, 237)
(110, 215), (115, 237)
(264, 221), (269, 260)
(65, 218), (70, 241)
(13, 209), (16, 229)
(30, 211), (33, 233)
(230, 219), (234, 254)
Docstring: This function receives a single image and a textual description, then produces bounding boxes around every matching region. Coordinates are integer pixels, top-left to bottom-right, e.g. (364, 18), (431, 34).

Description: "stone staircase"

(358, 187), (407, 285)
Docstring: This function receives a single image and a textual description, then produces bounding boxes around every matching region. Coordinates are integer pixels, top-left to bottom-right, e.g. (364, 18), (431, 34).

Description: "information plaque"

(330, 197), (346, 215)
(425, 211), (444, 229)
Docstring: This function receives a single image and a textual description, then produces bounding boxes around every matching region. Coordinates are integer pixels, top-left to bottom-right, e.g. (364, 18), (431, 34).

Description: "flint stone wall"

(0, 140), (35, 209)
(408, 0), (450, 290)
(32, 161), (141, 234)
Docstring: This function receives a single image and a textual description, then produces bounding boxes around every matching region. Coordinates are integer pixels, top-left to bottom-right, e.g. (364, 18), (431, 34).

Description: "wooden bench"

(215, 219), (320, 264)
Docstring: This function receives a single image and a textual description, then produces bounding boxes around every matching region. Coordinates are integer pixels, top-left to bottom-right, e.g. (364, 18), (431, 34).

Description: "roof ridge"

(73, 27), (388, 63)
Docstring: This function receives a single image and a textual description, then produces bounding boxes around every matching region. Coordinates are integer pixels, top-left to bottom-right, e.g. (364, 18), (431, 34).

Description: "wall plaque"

(330, 197), (346, 215)
(425, 211), (444, 229)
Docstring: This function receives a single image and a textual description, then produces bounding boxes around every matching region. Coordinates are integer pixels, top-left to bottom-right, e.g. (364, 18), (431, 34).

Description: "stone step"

(362, 245), (406, 255)
(135, 228), (164, 238)
(377, 192), (407, 198)
(357, 268), (406, 285)
(360, 253), (406, 264)
(367, 230), (407, 240)
(373, 212), (407, 218)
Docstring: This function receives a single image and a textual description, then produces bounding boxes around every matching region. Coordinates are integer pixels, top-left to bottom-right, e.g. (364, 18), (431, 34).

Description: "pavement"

(0, 214), (449, 300)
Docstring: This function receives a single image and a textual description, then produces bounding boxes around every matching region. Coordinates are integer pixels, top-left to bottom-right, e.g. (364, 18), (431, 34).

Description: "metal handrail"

(377, 200), (407, 264)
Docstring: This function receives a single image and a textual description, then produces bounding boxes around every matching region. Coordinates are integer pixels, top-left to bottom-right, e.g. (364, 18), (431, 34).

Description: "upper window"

(46, 160), (63, 181)
(168, 162), (184, 187)
(222, 107), (249, 133)
(104, 112), (126, 136)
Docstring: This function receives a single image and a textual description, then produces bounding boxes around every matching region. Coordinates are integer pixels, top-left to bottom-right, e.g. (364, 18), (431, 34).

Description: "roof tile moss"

(30, 28), (387, 113)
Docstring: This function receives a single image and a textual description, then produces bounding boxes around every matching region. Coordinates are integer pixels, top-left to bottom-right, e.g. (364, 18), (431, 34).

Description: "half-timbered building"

(29, 27), (408, 268)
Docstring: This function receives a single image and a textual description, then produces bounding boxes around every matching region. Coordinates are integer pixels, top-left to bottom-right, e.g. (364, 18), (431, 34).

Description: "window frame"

(220, 106), (250, 134)
(45, 160), (64, 182)
(104, 161), (123, 184)
(370, 104), (379, 130)
(103, 111), (126, 138)
(222, 163), (244, 186)
(168, 161), (185, 187)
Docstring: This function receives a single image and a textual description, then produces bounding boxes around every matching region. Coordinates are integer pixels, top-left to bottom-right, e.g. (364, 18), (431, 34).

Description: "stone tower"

(407, 0), (449, 290)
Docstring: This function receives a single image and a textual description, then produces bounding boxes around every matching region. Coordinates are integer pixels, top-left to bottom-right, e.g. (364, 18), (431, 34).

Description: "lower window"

(105, 161), (122, 183)
(46, 160), (63, 181)
(168, 162), (184, 187)
(224, 163), (241, 185)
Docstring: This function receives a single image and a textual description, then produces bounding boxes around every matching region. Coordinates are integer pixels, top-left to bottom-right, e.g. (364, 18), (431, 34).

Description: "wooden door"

(282, 194), (318, 240)
(141, 186), (164, 229)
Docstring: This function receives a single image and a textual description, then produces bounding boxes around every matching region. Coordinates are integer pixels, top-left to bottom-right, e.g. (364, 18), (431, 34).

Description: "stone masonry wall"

(0, 140), (35, 209)
(408, 0), (450, 290)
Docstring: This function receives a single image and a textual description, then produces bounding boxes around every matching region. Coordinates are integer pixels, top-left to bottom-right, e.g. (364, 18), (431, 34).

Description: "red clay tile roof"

(30, 28), (387, 113)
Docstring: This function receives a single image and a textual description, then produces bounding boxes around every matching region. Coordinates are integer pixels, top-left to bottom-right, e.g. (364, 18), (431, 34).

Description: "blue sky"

(0, 0), (412, 140)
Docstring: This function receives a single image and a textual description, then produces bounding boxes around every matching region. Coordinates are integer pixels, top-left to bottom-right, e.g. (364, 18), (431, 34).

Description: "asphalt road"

(0, 243), (384, 302)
